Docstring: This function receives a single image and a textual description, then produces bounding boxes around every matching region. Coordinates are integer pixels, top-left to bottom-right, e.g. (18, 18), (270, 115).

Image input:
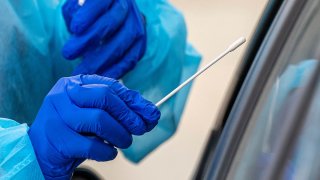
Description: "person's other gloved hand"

(62, 0), (146, 79)
(28, 75), (160, 179)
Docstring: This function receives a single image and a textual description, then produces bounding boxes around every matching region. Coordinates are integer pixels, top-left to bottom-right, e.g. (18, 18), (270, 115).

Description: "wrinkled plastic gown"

(0, 118), (44, 179)
(0, 0), (201, 177)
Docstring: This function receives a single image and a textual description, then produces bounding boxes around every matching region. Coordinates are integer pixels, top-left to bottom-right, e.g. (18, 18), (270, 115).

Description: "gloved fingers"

(116, 89), (160, 132)
(79, 75), (161, 130)
(62, 0), (129, 60)
(72, 9), (145, 75)
(70, 0), (113, 34)
(101, 33), (146, 79)
(62, 33), (91, 60)
(103, 80), (160, 128)
(69, 135), (118, 161)
(56, 101), (132, 148)
(67, 82), (147, 135)
(62, 0), (81, 32)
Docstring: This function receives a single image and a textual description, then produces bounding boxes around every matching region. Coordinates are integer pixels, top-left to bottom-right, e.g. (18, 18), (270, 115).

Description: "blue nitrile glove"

(62, 0), (146, 79)
(28, 75), (160, 179)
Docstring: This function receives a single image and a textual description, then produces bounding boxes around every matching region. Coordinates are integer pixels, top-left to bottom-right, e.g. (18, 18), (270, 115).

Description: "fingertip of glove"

(127, 118), (147, 136)
(144, 120), (158, 132)
(136, 104), (161, 132)
(99, 147), (118, 161)
(131, 129), (145, 136)
(109, 148), (118, 160)
(119, 135), (133, 149)
(144, 104), (161, 122)
(62, 45), (77, 60)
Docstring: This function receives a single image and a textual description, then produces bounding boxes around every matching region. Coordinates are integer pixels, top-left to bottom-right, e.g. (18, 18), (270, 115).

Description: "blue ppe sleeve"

(121, 0), (202, 162)
(0, 0), (77, 125)
(0, 118), (44, 179)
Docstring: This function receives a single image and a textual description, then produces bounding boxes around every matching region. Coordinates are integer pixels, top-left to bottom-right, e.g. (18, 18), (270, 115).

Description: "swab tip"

(227, 37), (246, 52)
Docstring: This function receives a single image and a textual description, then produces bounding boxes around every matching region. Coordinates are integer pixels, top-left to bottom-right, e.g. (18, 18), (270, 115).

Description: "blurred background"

(83, 0), (268, 179)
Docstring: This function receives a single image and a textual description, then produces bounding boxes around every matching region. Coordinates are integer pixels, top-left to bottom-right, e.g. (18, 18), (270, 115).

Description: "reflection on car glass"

(285, 76), (320, 180)
(229, 60), (318, 180)
(261, 60), (318, 153)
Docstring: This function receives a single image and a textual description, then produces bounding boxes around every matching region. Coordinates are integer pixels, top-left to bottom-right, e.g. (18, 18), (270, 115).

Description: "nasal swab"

(155, 37), (246, 107)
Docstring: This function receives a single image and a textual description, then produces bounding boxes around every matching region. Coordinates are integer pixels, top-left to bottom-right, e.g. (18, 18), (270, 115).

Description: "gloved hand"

(62, 0), (146, 79)
(28, 75), (160, 179)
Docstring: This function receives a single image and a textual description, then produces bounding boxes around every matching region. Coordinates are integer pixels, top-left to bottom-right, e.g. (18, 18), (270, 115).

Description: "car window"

(284, 77), (320, 180)
(227, 0), (320, 179)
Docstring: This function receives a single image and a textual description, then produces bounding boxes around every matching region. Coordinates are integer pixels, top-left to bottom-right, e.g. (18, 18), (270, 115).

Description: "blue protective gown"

(0, 0), (201, 178)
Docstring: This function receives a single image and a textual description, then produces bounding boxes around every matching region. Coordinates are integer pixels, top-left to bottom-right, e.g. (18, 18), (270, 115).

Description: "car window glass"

(227, 0), (320, 179)
(281, 77), (320, 180)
